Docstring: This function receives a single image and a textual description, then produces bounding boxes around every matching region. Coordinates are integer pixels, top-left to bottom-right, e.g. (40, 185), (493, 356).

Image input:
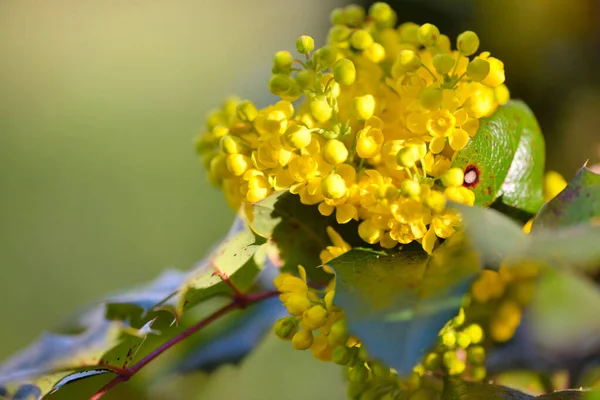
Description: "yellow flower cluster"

(274, 266), (426, 399)
(196, 2), (509, 253)
(419, 307), (487, 381)
(272, 266), (345, 361)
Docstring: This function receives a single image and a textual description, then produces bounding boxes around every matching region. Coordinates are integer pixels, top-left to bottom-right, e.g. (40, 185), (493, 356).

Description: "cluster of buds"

(197, 2), (509, 254)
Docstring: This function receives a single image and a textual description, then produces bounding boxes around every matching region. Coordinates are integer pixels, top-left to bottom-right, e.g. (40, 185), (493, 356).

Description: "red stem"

(89, 290), (279, 400)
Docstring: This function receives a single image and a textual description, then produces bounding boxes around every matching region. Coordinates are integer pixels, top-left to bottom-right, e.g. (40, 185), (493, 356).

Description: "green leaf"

(0, 306), (147, 398)
(534, 166), (600, 228)
(452, 100), (545, 214)
(177, 216), (267, 314)
(329, 235), (479, 375)
(529, 269), (600, 356)
(104, 269), (186, 321)
(454, 203), (600, 272)
(244, 191), (335, 282)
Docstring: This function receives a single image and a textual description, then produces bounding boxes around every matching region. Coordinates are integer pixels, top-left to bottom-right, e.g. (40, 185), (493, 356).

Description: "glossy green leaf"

(452, 100), (545, 214)
(454, 203), (600, 272)
(177, 216), (267, 314)
(529, 269), (600, 356)
(534, 166), (600, 228)
(0, 307), (148, 398)
(329, 234), (479, 375)
(244, 191), (335, 282)
(104, 269), (186, 321)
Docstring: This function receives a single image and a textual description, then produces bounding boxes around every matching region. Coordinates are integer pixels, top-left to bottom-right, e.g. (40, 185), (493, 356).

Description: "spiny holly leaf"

(244, 191), (335, 282)
(104, 269), (186, 321)
(177, 215), (267, 314)
(329, 234), (479, 375)
(534, 166), (600, 228)
(0, 306), (150, 398)
(452, 100), (545, 214)
(454, 203), (600, 272)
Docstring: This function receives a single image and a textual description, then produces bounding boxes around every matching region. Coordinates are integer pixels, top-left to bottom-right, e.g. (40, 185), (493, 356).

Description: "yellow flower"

(543, 170), (567, 201)
(320, 226), (352, 264)
(198, 3), (509, 253)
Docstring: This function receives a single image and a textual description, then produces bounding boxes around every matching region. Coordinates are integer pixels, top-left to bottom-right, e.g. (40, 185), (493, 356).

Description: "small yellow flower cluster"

(419, 308), (488, 381)
(273, 263), (422, 398)
(272, 266), (344, 361)
(470, 266), (538, 342)
(196, 1), (509, 253)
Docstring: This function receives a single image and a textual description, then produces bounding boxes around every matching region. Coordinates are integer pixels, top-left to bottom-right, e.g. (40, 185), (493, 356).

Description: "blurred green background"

(1, 0), (599, 398)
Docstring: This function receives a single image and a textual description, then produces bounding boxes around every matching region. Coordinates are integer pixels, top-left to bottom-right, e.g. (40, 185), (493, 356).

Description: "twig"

(89, 290), (279, 400)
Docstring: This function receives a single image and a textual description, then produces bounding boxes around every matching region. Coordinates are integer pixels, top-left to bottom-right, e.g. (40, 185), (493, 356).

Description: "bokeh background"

(1, 0), (599, 398)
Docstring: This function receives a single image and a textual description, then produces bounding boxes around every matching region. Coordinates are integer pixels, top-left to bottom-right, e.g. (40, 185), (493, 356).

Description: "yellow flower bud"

(419, 87), (442, 110)
(348, 363), (369, 383)
(236, 100), (258, 122)
(398, 22), (420, 44)
(482, 56), (505, 87)
(425, 190), (447, 213)
(219, 135), (243, 154)
(423, 352), (441, 371)
(358, 219), (381, 244)
(284, 292), (311, 316)
(467, 345), (486, 365)
(226, 154), (250, 176)
(368, 2), (397, 28)
(441, 168), (465, 188)
(322, 173), (347, 199)
(296, 35), (314, 54)
(350, 29), (374, 51)
(344, 4), (366, 27)
(495, 84), (510, 105)
(395, 50), (421, 74)
(364, 42), (386, 63)
(353, 94), (376, 120)
(401, 180), (422, 198)
(396, 146), (419, 168)
(443, 351), (466, 375)
(433, 53), (455, 75)
(330, 7), (346, 25)
(356, 127), (383, 159)
(457, 31), (480, 56)
(295, 69), (316, 90)
(471, 366), (487, 381)
(439, 330), (456, 348)
(272, 50), (293, 74)
(273, 316), (298, 340)
(310, 97), (333, 123)
(268, 74), (302, 101)
(284, 125), (312, 149)
(313, 45), (338, 71)
(456, 332), (471, 349)
(302, 305), (328, 330)
(291, 329), (314, 350)
(444, 186), (475, 206)
(332, 345), (352, 365)
(467, 58), (491, 82)
(322, 139), (349, 165)
(463, 324), (484, 344)
(418, 23), (440, 46)
(453, 308), (465, 326)
(333, 58), (356, 86)
(328, 319), (349, 346)
(328, 25), (352, 47)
